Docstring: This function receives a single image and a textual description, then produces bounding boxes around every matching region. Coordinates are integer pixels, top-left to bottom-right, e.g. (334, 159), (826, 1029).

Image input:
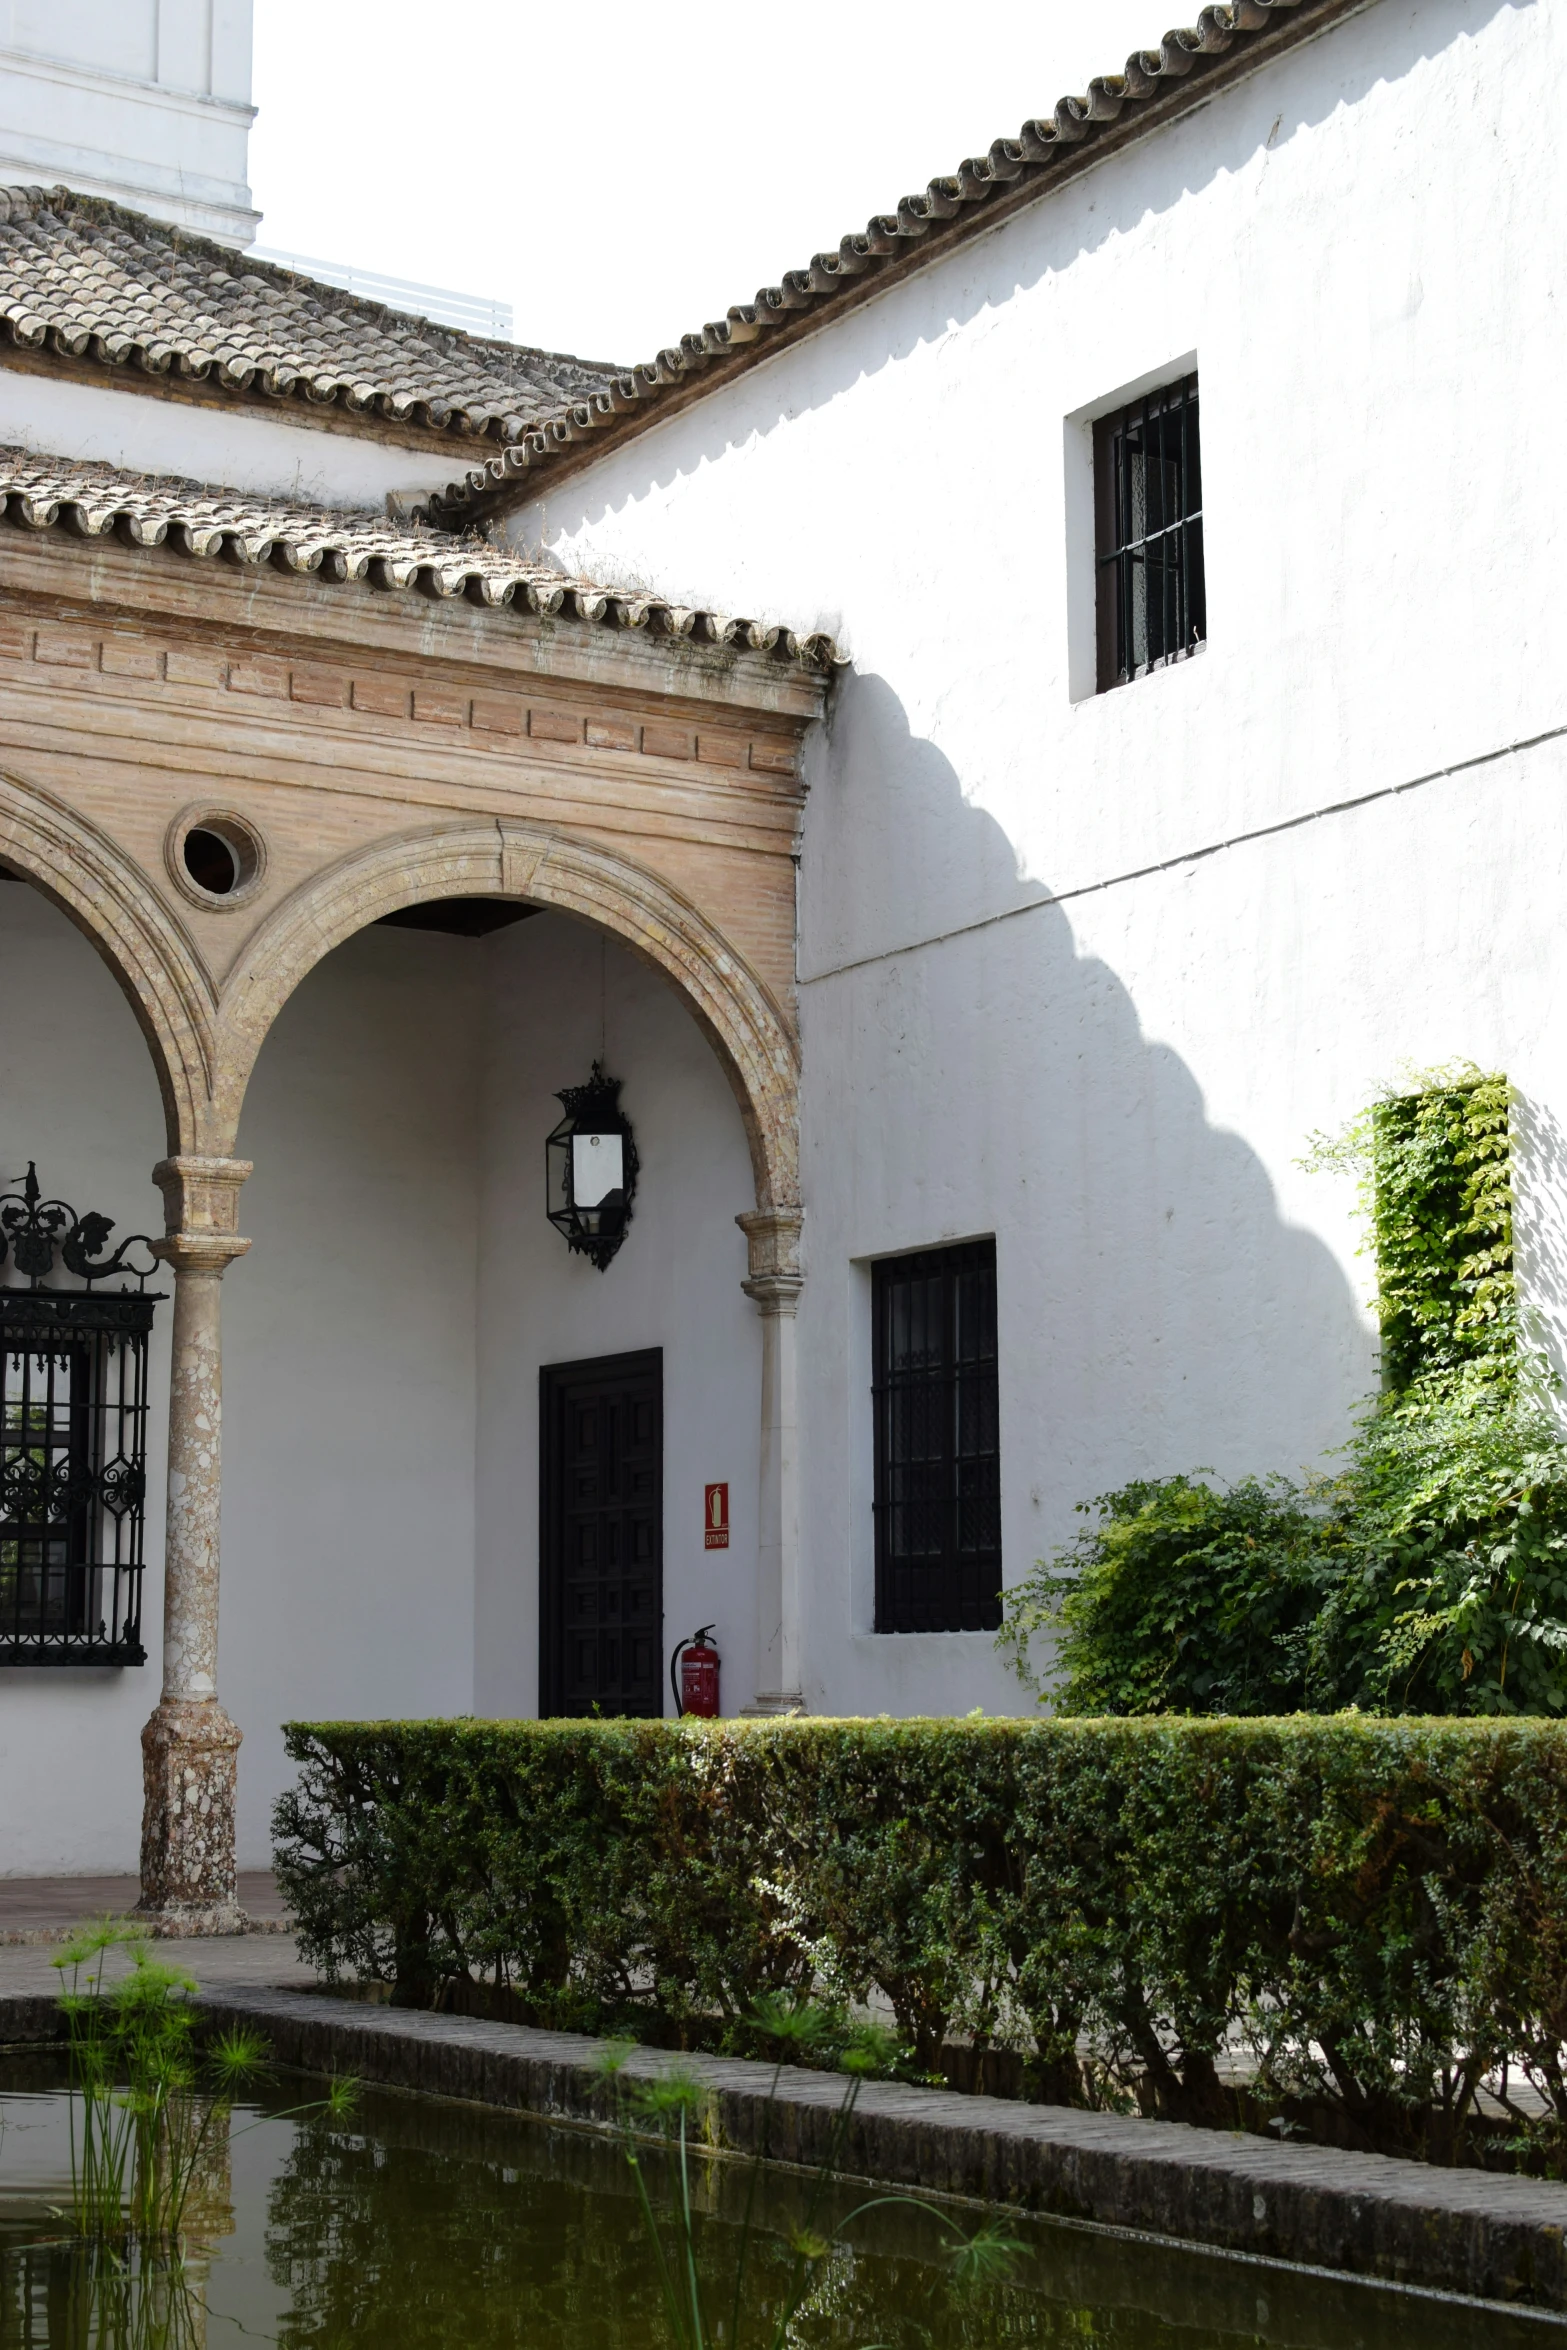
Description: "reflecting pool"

(0, 2053), (1558, 2348)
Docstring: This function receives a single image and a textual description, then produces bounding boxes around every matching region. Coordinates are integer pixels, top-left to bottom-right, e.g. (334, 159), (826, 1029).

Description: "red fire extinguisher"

(671, 1625), (720, 1719)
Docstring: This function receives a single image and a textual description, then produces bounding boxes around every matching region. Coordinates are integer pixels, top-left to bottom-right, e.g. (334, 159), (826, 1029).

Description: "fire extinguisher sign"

(704, 1483), (730, 1549)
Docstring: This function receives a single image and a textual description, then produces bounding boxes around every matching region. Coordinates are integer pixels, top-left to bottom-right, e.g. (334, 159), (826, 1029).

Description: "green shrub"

(1001, 1068), (1567, 1718)
(1325, 1367), (1567, 1713)
(994, 1474), (1347, 1716)
(276, 1714), (1567, 2167)
(1001, 1374), (1567, 1720)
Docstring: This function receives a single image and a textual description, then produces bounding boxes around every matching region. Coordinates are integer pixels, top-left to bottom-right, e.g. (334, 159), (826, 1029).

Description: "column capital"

(151, 1155), (253, 1273)
(737, 1206), (803, 1316)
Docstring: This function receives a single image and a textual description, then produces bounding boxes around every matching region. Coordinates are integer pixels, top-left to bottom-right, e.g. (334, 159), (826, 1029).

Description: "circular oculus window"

(165, 808), (267, 908)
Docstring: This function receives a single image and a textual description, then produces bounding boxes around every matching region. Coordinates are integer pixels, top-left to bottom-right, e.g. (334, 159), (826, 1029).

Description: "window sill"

(0, 1640), (145, 1667)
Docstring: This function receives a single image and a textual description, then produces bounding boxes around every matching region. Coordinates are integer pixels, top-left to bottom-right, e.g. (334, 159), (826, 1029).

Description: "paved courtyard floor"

(0, 1871), (319, 1994)
(0, 1872), (287, 1940)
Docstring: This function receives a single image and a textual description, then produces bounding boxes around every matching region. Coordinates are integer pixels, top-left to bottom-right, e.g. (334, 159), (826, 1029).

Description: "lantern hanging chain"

(599, 932), (607, 1068)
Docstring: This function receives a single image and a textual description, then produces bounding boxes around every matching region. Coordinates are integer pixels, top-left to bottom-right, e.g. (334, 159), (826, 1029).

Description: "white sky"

(250, 1), (1167, 363)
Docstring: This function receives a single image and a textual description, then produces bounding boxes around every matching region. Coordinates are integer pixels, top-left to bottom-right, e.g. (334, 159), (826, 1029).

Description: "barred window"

(872, 1240), (1001, 1634)
(1, 1295), (154, 1665)
(1095, 373), (1205, 691)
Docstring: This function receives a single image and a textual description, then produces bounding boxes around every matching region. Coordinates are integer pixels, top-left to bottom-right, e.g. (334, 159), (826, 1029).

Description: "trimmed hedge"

(275, 1715), (1567, 2166)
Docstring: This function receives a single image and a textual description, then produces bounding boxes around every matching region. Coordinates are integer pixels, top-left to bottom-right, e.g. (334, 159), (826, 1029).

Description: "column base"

(131, 1900), (250, 1939)
(741, 1691), (806, 1717)
(138, 1697), (244, 1932)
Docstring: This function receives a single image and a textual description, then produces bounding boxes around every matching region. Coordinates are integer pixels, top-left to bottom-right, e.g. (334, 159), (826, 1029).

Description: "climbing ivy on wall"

(1323, 1065), (1515, 1392)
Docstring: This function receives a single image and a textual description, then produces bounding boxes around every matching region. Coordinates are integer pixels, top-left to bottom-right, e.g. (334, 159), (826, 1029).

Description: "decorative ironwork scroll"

(0, 1161), (159, 1290)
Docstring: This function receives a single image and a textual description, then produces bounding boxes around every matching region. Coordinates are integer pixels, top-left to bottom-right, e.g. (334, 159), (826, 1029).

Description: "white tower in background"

(0, 1), (257, 245)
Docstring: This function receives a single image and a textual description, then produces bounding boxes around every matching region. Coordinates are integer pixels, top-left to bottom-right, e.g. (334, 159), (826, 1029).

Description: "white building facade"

(494, 0), (1567, 1719)
(0, 0), (1562, 1893)
(0, 2), (256, 244)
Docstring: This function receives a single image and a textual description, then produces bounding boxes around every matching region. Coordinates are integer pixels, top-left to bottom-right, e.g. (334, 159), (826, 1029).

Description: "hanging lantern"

(545, 1064), (639, 1271)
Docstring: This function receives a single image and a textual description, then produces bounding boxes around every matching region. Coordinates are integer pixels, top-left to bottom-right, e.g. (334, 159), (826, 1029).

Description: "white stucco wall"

(9, 0), (1565, 1869)
(0, 369), (478, 511)
(224, 925), (483, 1865)
(473, 911), (762, 1724)
(506, 0), (1567, 1715)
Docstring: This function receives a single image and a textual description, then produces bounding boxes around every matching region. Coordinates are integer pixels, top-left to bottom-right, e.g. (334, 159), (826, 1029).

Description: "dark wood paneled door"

(539, 1349), (663, 1717)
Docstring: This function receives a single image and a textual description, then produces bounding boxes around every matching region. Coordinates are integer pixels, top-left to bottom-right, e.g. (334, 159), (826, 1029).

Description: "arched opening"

(208, 820), (801, 1218)
(222, 892), (767, 1859)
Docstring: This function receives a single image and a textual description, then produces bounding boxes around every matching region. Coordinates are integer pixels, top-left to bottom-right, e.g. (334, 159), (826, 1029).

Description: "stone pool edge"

(8, 1979), (1567, 2313)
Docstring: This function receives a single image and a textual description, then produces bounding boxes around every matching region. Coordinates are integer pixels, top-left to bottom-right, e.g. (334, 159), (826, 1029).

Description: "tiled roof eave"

(0, 303), (564, 450)
(0, 188), (627, 452)
(0, 450), (844, 674)
(431, 0), (1370, 528)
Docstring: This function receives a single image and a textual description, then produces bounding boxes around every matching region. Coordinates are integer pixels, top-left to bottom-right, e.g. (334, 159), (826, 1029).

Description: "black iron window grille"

(0, 1165), (162, 1666)
(1095, 373), (1205, 691)
(872, 1239), (1002, 1634)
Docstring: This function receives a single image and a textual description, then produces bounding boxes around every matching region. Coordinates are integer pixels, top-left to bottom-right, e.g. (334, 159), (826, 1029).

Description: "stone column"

(136, 1155), (252, 1935)
(736, 1208), (804, 1715)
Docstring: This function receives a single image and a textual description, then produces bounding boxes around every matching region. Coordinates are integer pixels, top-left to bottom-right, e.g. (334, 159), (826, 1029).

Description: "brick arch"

(211, 818), (801, 1216)
(0, 768), (217, 1156)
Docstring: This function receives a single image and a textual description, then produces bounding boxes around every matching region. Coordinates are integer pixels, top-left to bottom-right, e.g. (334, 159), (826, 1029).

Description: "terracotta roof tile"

(431, 0), (1358, 524)
(0, 186), (620, 448)
(0, 449), (842, 670)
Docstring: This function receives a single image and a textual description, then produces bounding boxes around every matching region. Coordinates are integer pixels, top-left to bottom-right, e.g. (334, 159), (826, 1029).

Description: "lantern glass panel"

(572, 1131), (623, 1209)
(547, 1134), (571, 1220)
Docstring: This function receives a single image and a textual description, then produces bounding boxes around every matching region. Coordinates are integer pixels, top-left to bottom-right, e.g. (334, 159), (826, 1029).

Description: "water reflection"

(263, 2108), (1064, 2349)
(2, 2060), (1560, 2350)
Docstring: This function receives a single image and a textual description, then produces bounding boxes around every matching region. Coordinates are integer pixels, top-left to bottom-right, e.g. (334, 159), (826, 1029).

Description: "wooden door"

(539, 1349), (663, 1716)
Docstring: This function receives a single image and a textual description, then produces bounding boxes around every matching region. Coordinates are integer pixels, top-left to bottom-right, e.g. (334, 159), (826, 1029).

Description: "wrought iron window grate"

(0, 1166), (161, 1666)
(872, 1239), (1002, 1634)
(1095, 373), (1205, 690)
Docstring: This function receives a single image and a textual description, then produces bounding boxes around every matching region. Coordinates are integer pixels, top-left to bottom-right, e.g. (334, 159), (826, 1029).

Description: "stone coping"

(205, 1987), (1567, 2313)
(5, 1979), (1565, 2314)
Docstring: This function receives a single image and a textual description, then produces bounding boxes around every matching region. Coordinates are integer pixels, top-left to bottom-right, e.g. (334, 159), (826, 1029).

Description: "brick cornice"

(0, 525), (827, 729)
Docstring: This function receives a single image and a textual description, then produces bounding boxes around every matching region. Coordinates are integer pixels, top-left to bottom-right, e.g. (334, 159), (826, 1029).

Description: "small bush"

(277, 1714), (1567, 2168)
(994, 1474), (1347, 1716)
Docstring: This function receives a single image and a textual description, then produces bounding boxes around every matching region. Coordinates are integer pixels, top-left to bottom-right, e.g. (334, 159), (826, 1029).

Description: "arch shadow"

(797, 669), (1375, 1549)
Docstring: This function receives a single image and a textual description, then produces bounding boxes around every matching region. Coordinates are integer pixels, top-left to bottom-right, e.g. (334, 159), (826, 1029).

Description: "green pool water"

(0, 2053), (1557, 2348)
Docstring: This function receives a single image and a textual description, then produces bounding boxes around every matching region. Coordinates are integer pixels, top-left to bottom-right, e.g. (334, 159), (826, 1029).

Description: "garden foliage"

(33, 1922), (356, 2350)
(277, 1713), (1567, 2166)
(1000, 1068), (1567, 1717)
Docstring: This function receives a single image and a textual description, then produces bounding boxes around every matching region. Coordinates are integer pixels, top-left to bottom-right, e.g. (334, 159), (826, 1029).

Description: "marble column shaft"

(137, 1155), (251, 1935)
(737, 1208), (804, 1715)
